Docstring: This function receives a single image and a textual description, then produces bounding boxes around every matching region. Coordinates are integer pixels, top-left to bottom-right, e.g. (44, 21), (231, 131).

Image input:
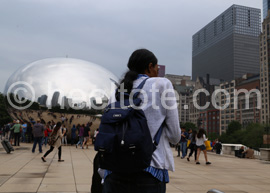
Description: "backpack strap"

(133, 78), (148, 99)
(153, 121), (164, 147)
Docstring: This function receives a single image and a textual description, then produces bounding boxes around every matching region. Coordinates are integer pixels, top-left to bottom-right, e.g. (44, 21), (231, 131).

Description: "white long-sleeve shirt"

(110, 76), (181, 171)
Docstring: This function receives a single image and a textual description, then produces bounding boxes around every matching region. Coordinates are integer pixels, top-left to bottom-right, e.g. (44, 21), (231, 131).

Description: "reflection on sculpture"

(4, 58), (119, 111)
(3, 58), (119, 137)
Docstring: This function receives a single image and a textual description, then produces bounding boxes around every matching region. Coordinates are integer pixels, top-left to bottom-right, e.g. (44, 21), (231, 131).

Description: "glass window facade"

(263, 0), (270, 20)
(192, 5), (261, 81)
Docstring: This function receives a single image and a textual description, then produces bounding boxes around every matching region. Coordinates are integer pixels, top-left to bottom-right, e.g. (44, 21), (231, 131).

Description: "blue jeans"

(180, 141), (187, 158)
(32, 137), (43, 153)
(43, 137), (48, 146)
(103, 172), (166, 193)
(21, 132), (26, 142)
(76, 136), (84, 146)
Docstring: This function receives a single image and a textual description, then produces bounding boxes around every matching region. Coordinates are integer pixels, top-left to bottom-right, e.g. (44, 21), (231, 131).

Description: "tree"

(208, 132), (219, 141)
(242, 123), (264, 149)
(0, 93), (12, 126)
(181, 122), (197, 130)
(227, 121), (242, 135)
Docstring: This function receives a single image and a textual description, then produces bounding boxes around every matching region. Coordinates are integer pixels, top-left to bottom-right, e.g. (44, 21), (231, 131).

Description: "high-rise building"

(263, 0), (270, 20)
(260, 11), (270, 124)
(51, 91), (60, 107)
(39, 95), (48, 106)
(192, 5), (261, 82)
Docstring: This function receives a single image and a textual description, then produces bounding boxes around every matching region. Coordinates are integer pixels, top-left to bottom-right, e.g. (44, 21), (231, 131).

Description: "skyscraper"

(263, 0), (270, 20)
(51, 91), (60, 107)
(192, 5), (261, 82)
(260, 11), (270, 124)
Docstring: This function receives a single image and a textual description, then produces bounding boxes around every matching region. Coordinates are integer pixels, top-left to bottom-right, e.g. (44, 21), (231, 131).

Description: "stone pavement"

(0, 143), (269, 193)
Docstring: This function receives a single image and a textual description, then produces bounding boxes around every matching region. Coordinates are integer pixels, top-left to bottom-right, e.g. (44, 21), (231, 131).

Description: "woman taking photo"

(195, 128), (211, 165)
(102, 49), (181, 193)
(41, 122), (65, 162)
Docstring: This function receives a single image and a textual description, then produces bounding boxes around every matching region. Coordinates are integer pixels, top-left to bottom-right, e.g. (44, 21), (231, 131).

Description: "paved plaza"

(0, 143), (269, 193)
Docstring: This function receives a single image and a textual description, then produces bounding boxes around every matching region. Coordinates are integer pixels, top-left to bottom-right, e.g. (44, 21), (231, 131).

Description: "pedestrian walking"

(76, 124), (84, 148)
(41, 122), (65, 162)
(195, 129), (211, 165)
(187, 130), (197, 162)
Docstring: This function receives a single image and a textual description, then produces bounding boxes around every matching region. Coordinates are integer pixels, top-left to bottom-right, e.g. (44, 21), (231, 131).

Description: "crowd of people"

(0, 118), (96, 151)
(176, 127), (224, 165)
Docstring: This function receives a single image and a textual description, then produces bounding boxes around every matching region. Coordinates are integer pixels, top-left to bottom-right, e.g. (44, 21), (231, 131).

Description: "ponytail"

(117, 49), (158, 95)
(120, 70), (138, 94)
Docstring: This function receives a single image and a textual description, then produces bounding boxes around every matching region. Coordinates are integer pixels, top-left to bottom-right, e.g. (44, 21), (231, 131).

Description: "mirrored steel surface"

(4, 58), (119, 110)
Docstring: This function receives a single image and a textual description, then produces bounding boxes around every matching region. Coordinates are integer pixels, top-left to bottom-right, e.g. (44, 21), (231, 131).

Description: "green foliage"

(242, 123), (264, 148)
(220, 122), (267, 149)
(181, 122), (197, 130)
(227, 120), (242, 135)
(207, 132), (219, 141)
(0, 93), (12, 126)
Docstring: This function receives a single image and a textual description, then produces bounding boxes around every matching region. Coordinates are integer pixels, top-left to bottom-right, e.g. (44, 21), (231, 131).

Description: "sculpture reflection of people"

(102, 49), (181, 193)
(195, 129), (211, 165)
(41, 122), (65, 162)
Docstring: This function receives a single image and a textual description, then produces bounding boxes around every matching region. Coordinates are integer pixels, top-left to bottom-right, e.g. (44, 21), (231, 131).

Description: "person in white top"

(102, 48), (180, 193)
(195, 128), (211, 165)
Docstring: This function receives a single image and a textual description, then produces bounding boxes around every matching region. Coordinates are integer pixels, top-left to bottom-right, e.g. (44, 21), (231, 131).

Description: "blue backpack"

(94, 78), (163, 172)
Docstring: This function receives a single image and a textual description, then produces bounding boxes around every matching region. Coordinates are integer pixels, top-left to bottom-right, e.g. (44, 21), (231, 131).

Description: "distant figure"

(62, 125), (67, 145)
(76, 124), (84, 148)
(43, 123), (52, 147)
(195, 129), (211, 165)
(26, 122), (33, 143)
(82, 122), (92, 149)
(238, 146), (245, 158)
(10, 120), (22, 146)
(41, 122), (65, 162)
(21, 122), (27, 142)
(243, 147), (255, 159)
(179, 127), (188, 159)
(71, 125), (77, 145)
(187, 130), (197, 161)
(214, 139), (222, 155)
(32, 119), (45, 153)
(4, 123), (11, 140)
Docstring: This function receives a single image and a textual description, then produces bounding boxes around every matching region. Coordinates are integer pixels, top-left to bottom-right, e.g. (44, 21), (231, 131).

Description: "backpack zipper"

(121, 122), (128, 146)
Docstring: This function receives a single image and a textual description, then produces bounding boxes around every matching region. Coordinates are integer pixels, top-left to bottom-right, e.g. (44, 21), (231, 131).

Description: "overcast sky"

(0, 0), (262, 92)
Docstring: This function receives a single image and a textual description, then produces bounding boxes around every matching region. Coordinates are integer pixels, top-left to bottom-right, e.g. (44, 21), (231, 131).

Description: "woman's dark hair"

(52, 122), (62, 135)
(197, 128), (205, 139)
(119, 49), (158, 94)
(191, 130), (197, 141)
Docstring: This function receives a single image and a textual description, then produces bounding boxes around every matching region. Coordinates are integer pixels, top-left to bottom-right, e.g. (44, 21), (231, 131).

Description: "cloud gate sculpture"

(4, 58), (119, 134)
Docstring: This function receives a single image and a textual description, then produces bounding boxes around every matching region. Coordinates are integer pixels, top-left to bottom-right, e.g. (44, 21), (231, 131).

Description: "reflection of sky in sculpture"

(4, 58), (119, 108)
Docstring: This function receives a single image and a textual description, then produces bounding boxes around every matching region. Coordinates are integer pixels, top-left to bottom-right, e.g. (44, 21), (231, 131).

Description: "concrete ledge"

(260, 148), (270, 161)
